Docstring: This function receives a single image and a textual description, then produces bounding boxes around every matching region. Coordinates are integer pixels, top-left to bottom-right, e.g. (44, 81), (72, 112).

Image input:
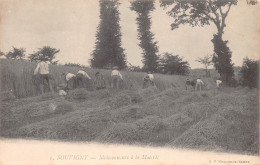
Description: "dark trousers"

(39, 74), (54, 94)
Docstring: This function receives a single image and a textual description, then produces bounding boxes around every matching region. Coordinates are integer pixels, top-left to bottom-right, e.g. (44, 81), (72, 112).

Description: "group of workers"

(33, 59), (126, 94)
(186, 77), (222, 91)
(34, 58), (222, 95)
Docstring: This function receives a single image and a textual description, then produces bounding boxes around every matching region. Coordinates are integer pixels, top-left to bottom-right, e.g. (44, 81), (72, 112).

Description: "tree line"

(91, 0), (258, 87)
(0, 46), (60, 64)
(0, 0), (258, 88)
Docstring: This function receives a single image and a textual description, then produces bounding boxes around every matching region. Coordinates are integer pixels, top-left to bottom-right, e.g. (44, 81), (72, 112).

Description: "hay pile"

(163, 113), (193, 129)
(111, 105), (148, 123)
(0, 96), (74, 136)
(66, 88), (89, 102)
(89, 89), (111, 99)
(175, 92), (208, 103)
(138, 86), (158, 98)
(162, 88), (189, 100)
(134, 116), (167, 143)
(108, 93), (132, 109)
(171, 114), (233, 151)
(180, 102), (219, 122)
(96, 123), (140, 144)
(14, 109), (111, 141)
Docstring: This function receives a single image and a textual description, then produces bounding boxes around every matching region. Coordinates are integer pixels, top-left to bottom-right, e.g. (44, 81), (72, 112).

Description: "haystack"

(66, 88), (89, 102)
(14, 109), (112, 141)
(134, 116), (167, 143)
(163, 113), (193, 129)
(96, 123), (140, 144)
(89, 89), (111, 99)
(180, 102), (219, 121)
(138, 86), (158, 98)
(111, 105), (148, 123)
(109, 93), (132, 109)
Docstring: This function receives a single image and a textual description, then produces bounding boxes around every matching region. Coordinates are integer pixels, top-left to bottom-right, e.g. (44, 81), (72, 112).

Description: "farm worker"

(62, 72), (77, 90)
(33, 57), (54, 94)
(147, 71), (155, 86)
(216, 79), (222, 89)
(147, 71), (154, 81)
(185, 78), (192, 90)
(143, 75), (151, 88)
(76, 69), (92, 88)
(94, 72), (106, 90)
(111, 66), (123, 89)
(195, 78), (204, 91)
(143, 72), (155, 88)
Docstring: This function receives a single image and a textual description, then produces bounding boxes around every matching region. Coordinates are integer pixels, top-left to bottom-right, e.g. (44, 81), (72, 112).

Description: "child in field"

(111, 66), (123, 89)
(94, 72), (106, 90)
(62, 72), (77, 90)
(76, 68), (92, 88)
(34, 57), (54, 94)
(195, 78), (204, 91)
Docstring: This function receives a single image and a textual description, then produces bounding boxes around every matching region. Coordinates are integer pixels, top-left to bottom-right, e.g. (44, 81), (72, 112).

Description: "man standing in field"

(34, 57), (54, 94)
(195, 78), (204, 91)
(111, 66), (123, 89)
(76, 68), (92, 88)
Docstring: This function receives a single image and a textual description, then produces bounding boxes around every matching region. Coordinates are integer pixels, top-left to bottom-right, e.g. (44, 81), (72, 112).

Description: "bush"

(239, 58), (259, 88)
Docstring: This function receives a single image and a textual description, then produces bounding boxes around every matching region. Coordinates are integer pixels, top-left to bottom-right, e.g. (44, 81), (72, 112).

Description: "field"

(0, 59), (258, 155)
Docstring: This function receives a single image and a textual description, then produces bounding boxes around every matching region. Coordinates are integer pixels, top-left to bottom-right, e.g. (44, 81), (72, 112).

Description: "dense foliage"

(5, 47), (26, 60)
(131, 0), (159, 72)
(158, 53), (190, 75)
(160, 0), (238, 83)
(91, 0), (126, 69)
(239, 58), (259, 88)
(29, 46), (60, 64)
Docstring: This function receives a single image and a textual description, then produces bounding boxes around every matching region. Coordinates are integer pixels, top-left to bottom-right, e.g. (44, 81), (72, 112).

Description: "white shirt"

(111, 70), (123, 79)
(196, 79), (204, 85)
(59, 90), (67, 96)
(77, 70), (91, 79)
(34, 61), (49, 75)
(216, 80), (222, 87)
(66, 73), (76, 81)
(148, 74), (154, 80)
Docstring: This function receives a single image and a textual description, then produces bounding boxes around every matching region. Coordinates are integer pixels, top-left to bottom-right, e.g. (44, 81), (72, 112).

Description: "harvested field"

(0, 79), (258, 155)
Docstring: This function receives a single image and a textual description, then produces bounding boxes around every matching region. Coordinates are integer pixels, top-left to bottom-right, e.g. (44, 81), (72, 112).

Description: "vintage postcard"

(0, 0), (259, 164)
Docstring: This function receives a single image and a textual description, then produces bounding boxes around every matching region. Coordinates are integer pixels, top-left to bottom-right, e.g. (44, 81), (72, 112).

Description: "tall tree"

(160, 0), (239, 83)
(91, 0), (126, 69)
(5, 47), (26, 59)
(130, 0), (159, 72)
(29, 46), (60, 64)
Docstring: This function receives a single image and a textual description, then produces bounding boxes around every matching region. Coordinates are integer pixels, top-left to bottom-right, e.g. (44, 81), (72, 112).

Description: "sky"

(0, 0), (259, 69)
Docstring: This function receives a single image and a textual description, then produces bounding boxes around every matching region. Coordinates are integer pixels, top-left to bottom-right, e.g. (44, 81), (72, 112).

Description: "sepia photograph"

(0, 0), (259, 164)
